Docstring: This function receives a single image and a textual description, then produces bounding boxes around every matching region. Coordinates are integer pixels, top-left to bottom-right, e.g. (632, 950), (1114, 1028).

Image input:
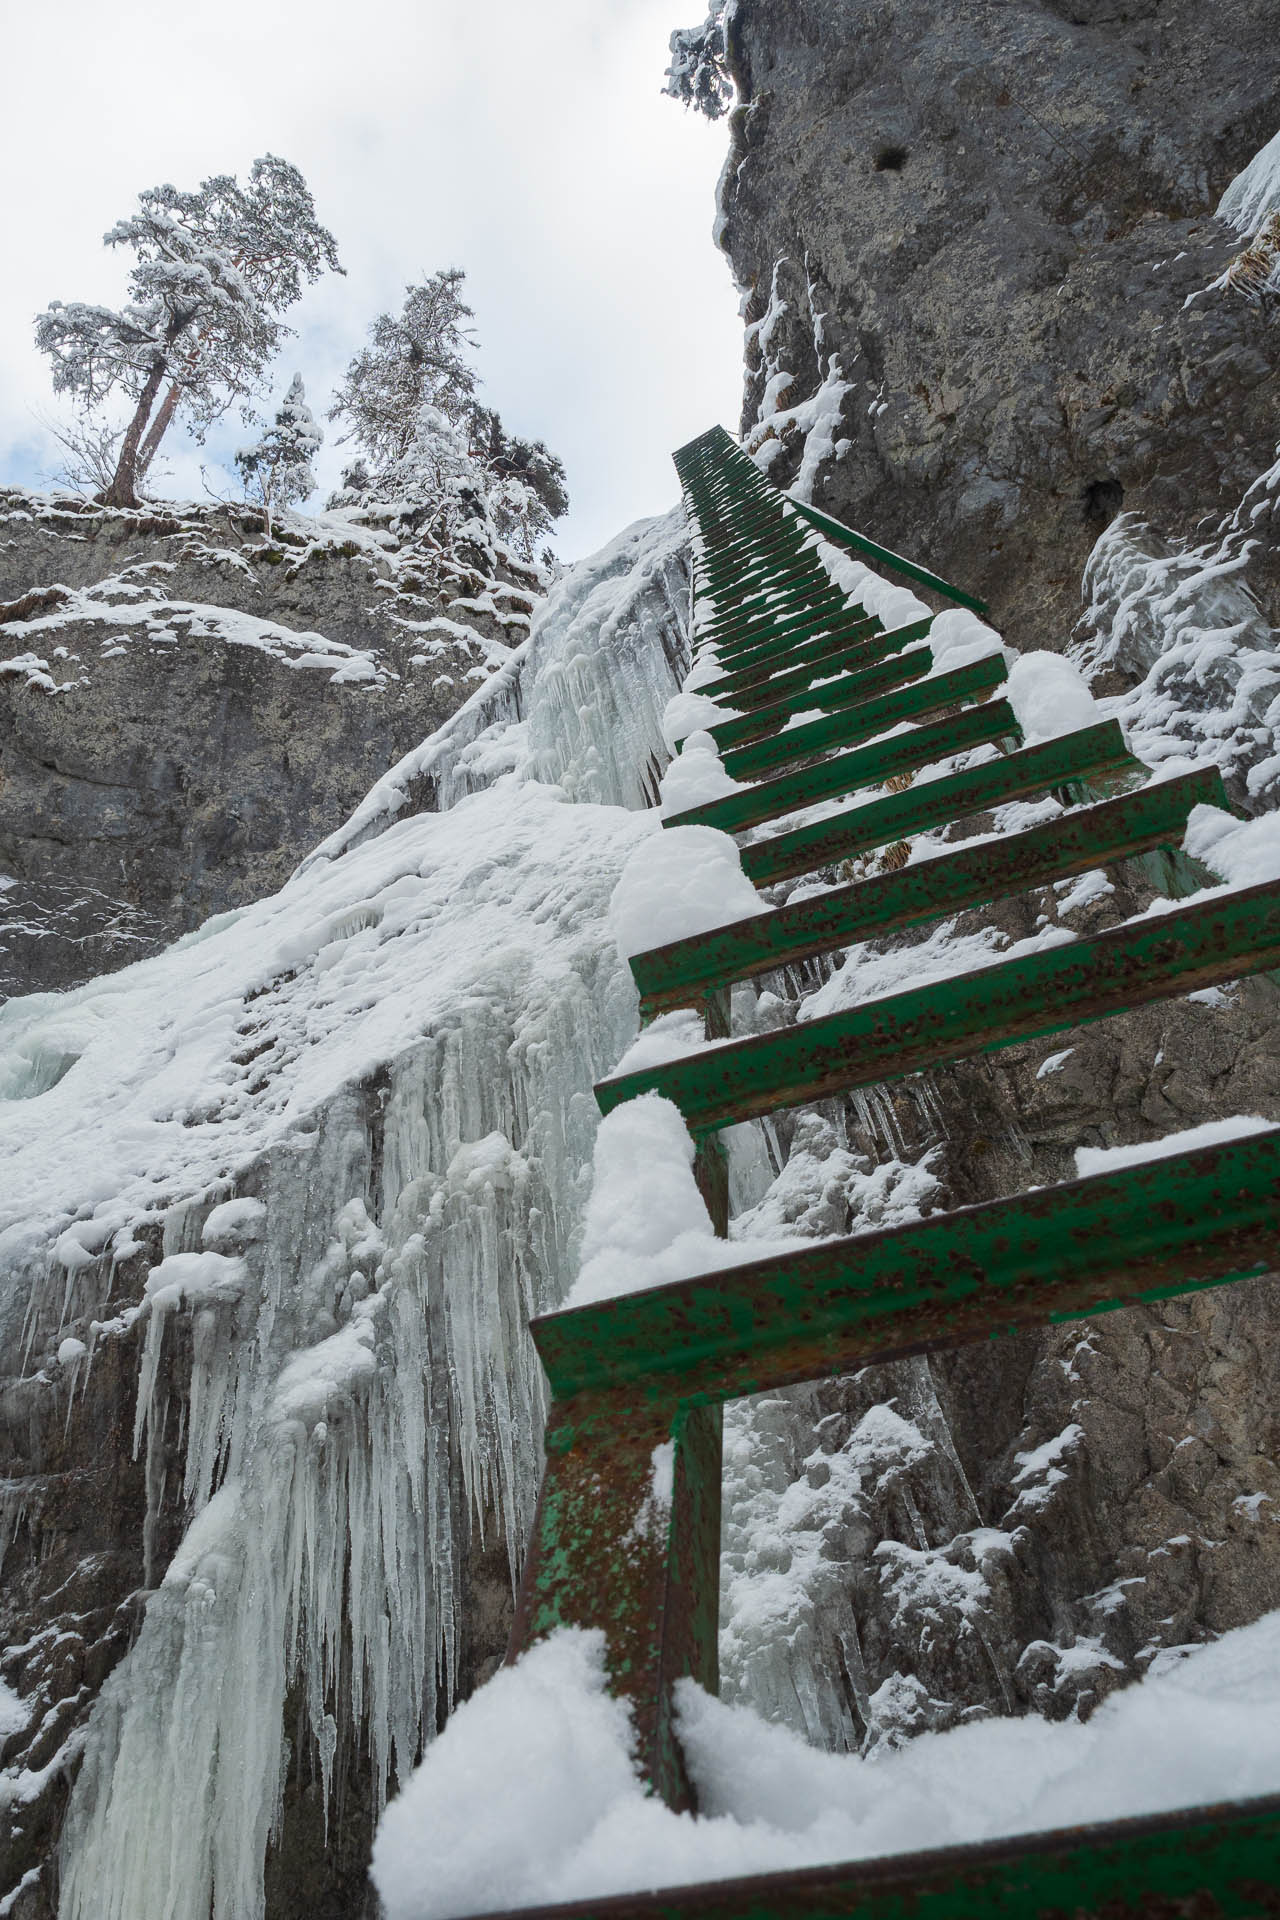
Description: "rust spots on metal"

(532, 1129), (1280, 1408)
(737, 721), (1142, 884)
(632, 767), (1228, 1017)
(604, 877), (1280, 1135)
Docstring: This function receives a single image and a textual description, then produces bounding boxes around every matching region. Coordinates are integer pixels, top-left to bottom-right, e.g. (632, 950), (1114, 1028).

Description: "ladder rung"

(695, 514), (786, 544)
(699, 537), (817, 582)
(703, 590), (850, 650)
(666, 699), (1020, 838)
(708, 647), (932, 750)
(699, 559), (830, 609)
(455, 1795), (1280, 1920)
(534, 1128), (1280, 1400)
(632, 767), (1229, 1016)
(701, 610), (866, 670)
(598, 877), (1280, 1133)
(721, 655), (1006, 781)
(739, 720), (1138, 885)
(699, 546), (813, 590)
(696, 616), (895, 705)
(696, 612), (884, 688)
(696, 512), (784, 545)
(700, 516), (808, 555)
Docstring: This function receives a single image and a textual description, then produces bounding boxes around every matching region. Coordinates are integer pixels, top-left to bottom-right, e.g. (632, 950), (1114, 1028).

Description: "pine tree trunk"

(102, 356), (167, 509)
(135, 380), (182, 487)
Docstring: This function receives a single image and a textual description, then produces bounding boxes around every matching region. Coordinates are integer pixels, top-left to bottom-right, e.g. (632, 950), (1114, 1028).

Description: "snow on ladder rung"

(630, 766), (1230, 1018)
(694, 601), (874, 671)
(532, 1126), (1280, 1401)
(695, 615), (897, 702)
(665, 698), (1020, 838)
(738, 720), (1141, 886)
(705, 637), (931, 743)
(597, 877), (1280, 1134)
(718, 653), (1005, 781)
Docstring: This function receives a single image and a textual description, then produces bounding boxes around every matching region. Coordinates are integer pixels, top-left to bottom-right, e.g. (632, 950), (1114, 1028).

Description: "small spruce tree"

(328, 271), (477, 469)
(467, 405), (569, 562)
(330, 274), (569, 566)
(235, 373), (323, 537)
(664, 3), (734, 119)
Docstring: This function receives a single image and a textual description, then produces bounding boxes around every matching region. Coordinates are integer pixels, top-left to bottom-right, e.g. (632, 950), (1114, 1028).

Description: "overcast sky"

(1, 0), (743, 559)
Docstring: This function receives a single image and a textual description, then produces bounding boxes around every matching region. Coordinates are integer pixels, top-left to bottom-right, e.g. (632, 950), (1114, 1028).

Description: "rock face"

(0, 491), (538, 997)
(701, 0), (1280, 1760)
(0, 485), (549, 1919)
(716, 0), (1280, 651)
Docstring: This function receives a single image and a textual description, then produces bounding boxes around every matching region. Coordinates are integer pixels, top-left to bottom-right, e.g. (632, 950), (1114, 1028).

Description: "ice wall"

(0, 513), (690, 1920)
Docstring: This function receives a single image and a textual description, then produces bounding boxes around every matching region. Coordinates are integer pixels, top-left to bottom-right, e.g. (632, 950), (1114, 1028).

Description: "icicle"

(53, 510), (695, 1920)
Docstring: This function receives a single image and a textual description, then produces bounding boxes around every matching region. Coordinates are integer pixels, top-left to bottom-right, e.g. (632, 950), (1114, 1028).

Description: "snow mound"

(659, 731), (745, 818)
(1004, 652), (1103, 744)
(1183, 803), (1280, 889)
(1074, 1116), (1277, 1178)
(371, 1630), (639, 1920)
(568, 1093), (717, 1308)
(662, 689), (741, 749)
(373, 1612), (1280, 1920)
(683, 651), (725, 692)
(926, 607), (1009, 675)
(610, 825), (765, 961)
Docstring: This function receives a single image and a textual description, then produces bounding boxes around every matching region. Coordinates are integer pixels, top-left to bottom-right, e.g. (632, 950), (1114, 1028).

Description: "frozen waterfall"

(0, 511), (689, 1920)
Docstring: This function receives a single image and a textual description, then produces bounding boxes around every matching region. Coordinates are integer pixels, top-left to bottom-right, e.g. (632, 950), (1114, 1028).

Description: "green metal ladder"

(499, 425), (1280, 1916)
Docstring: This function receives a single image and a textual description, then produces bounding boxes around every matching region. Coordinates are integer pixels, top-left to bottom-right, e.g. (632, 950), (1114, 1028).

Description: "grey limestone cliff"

(703, 0), (1280, 1758)
(715, 0), (1280, 651)
(0, 491), (538, 998)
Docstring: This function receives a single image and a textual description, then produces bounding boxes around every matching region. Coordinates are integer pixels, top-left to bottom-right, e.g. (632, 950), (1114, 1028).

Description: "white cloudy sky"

(1, 0), (742, 559)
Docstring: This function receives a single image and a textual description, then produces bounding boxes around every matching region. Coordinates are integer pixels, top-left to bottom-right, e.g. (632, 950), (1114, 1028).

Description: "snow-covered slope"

(0, 509), (691, 1920)
(373, 1611), (1280, 1919)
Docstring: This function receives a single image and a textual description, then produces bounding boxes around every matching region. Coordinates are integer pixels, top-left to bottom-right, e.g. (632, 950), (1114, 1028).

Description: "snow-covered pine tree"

(34, 157), (341, 510)
(664, 1), (735, 119)
(328, 270), (478, 469)
(235, 372), (323, 536)
(468, 405), (569, 563)
(329, 275), (569, 569)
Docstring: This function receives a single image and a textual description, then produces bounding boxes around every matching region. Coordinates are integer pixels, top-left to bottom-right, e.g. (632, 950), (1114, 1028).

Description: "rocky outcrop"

(0, 492), (540, 997)
(701, 0), (1280, 1758)
(716, 0), (1280, 651)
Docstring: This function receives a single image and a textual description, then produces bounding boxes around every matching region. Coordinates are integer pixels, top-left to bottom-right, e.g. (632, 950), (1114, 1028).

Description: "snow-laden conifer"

(330, 275), (569, 566)
(468, 405), (569, 564)
(34, 157), (341, 510)
(235, 373), (323, 536)
(328, 270), (478, 469)
(664, 2), (735, 119)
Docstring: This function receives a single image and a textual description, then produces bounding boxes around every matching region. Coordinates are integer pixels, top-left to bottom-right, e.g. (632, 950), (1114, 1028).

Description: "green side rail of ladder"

(494, 424), (1280, 1919)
